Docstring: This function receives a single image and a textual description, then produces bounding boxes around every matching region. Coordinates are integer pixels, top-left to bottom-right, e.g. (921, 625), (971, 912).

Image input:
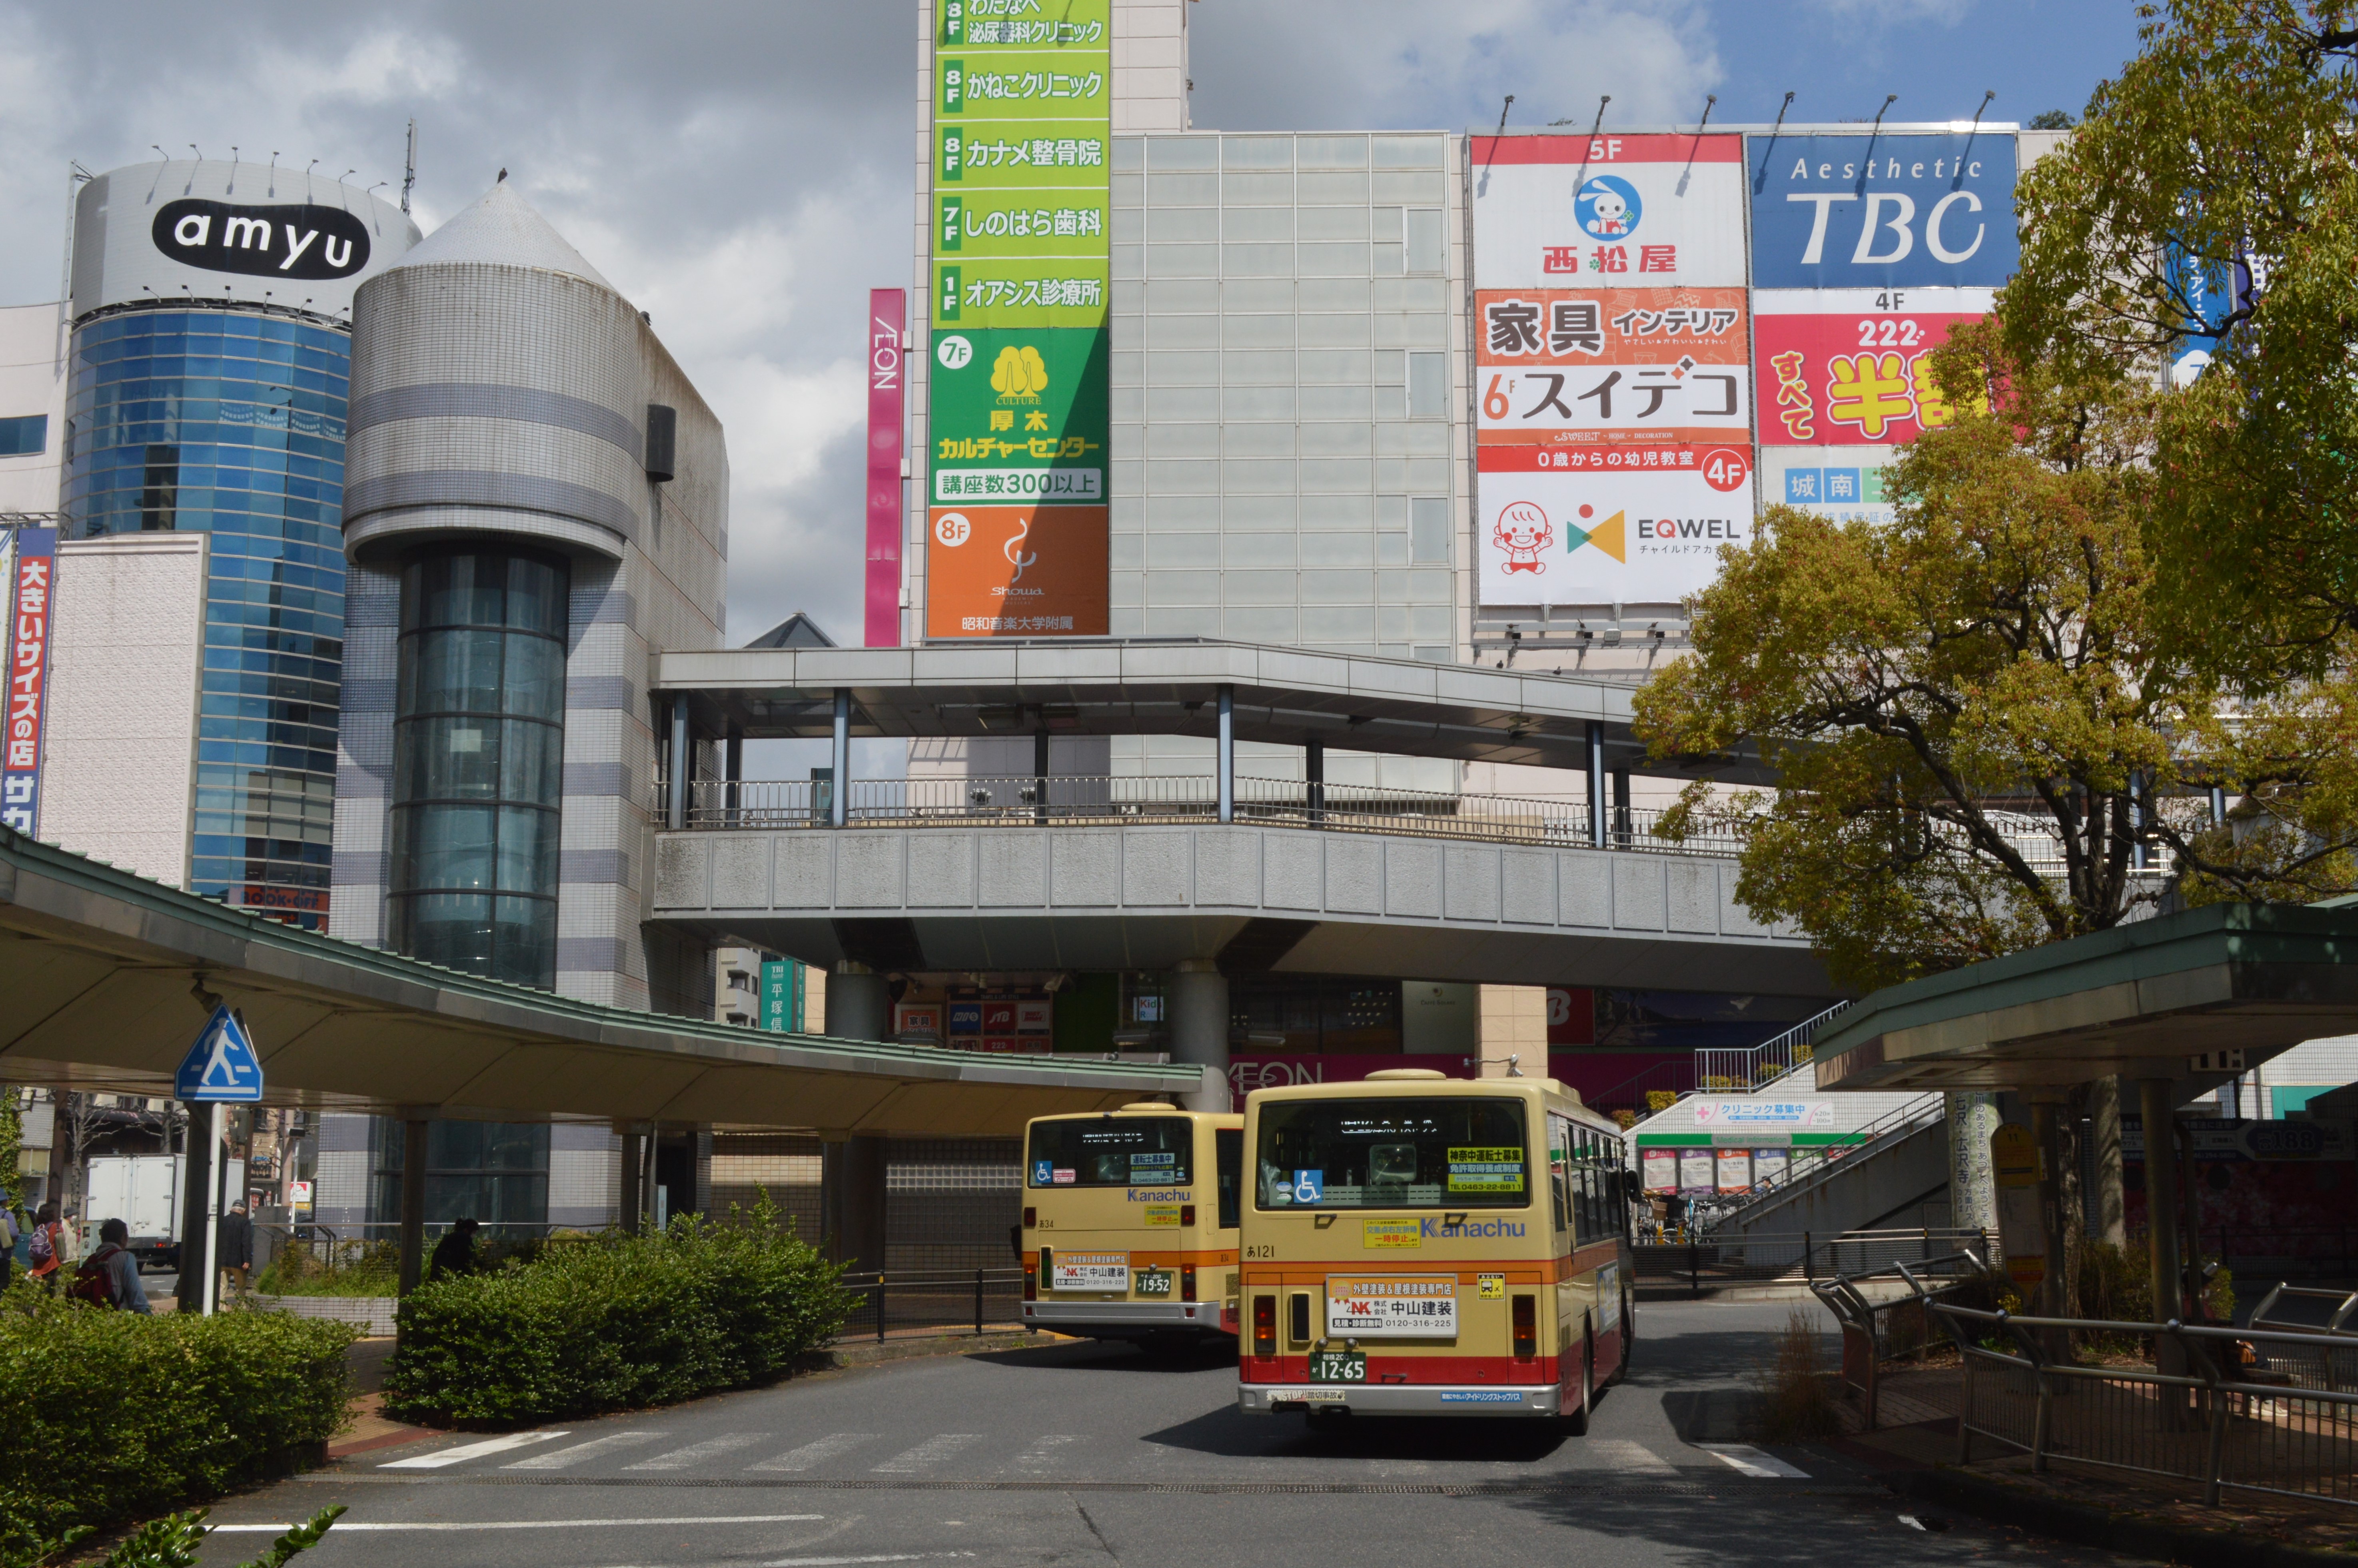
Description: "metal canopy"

(0, 827), (1200, 1134)
(655, 639), (1771, 781)
(1813, 902), (2358, 1092)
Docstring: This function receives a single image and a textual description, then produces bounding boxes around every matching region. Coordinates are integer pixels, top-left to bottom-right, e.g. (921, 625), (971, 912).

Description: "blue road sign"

(175, 1006), (264, 1102)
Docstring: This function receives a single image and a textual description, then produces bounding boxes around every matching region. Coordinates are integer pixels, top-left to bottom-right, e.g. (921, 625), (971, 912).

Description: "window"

(1407, 352), (1448, 419)
(1254, 1097), (1529, 1210)
(1410, 497), (1451, 564)
(1216, 1128), (1243, 1229)
(1407, 209), (1446, 274)
(1028, 1116), (1194, 1186)
(372, 1119), (549, 1229)
(0, 414), (46, 457)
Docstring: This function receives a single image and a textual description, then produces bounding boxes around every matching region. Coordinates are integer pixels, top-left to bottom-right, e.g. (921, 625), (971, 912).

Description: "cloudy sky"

(1, 0), (2141, 648)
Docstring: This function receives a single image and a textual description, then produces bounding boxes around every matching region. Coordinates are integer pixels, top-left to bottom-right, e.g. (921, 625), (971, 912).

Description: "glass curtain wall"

(387, 547), (569, 987)
(62, 308), (350, 926)
(372, 1120), (551, 1229)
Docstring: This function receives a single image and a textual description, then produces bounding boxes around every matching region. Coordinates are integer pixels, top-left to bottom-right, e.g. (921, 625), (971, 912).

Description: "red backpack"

(68, 1246), (122, 1308)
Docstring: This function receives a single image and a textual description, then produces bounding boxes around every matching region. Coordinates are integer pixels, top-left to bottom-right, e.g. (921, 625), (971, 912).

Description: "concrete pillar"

(830, 689), (851, 827)
(1611, 769), (1631, 847)
(1305, 735), (1325, 826)
(617, 1125), (645, 1234)
(396, 1117), (429, 1294)
(820, 1133), (889, 1271)
(1216, 684), (1234, 823)
(1586, 721), (1607, 848)
(2139, 1077), (2184, 1322)
(2030, 1095), (2068, 1320)
(1170, 959), (1230, 1077)
(825, 961), (891, 1043)
(1034, 729), (1050, 825)
(2092, 1075), (2128, 1246)
(1477, 985), (1547, 1078)
(667, 696), (689, 830)
(1947, 1091), (2001, 1238)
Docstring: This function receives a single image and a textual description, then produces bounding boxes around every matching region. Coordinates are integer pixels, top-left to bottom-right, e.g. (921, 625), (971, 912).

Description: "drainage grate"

(300, 1472), (1880, 1500)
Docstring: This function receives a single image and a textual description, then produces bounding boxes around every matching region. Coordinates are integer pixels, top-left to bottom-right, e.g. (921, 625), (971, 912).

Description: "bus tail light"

(1180, 1204), (1196, 1227)
(1512, 1295), (1537, 1360)
(1288, 1292), (1311, 1347)
(1181, 1265), (1198, 1302)
(1253, 1295), (1277, 1358)
(1037, 1246), (1052, 1296)
(1023, 1274), (1037, 1301)
(1022, 1206), (1036, 1228)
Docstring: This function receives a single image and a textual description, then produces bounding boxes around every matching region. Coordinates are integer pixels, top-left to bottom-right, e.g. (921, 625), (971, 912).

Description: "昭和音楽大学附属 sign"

(928, 0), (1110, 638)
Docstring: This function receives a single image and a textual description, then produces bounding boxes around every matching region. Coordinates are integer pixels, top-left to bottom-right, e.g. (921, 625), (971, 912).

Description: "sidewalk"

(1828, 1356), (2358, 1560)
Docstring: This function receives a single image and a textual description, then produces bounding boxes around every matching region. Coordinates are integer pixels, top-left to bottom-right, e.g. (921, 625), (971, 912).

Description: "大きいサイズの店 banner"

(926, 1), (1110, 638)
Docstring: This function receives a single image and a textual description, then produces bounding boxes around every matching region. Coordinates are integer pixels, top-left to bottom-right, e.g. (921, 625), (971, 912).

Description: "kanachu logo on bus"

(1422, 1217), (1526, 1240)
(1128, 1189), (1192, 1202)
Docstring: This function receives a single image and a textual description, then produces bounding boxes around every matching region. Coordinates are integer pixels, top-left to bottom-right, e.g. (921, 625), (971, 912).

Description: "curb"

(1887, 1468), (2358, 1568)
(808, 1329), (1064, 1369)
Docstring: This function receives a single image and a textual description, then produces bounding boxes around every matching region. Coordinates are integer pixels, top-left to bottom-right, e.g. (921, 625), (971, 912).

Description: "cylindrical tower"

(60, 160), (418, 927)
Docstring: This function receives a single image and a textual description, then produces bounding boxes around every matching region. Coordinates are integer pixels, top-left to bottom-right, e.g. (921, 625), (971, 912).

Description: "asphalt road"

(196, 1298), (2134, 1568)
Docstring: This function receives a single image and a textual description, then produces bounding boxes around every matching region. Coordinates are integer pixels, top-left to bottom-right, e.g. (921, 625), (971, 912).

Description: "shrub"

(30, 1506), (343, 1568)
(254, 1240), (399, 1299)
(2076, 1239), (2236, 1326)
(1753, 1308), (1841, 1442)
(0, 1285), (354, 1563)
(382, 1197), (849, 1426)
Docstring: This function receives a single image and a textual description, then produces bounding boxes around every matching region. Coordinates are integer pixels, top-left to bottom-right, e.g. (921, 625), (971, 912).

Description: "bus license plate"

(1052, 1254), (1129, 1292)
(1135, 1268), (1172, 1296)
(1308, 1349), (1367, 1383)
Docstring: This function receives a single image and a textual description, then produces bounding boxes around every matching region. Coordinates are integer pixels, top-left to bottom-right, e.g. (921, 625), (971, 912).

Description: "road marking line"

(379, 1431), (570, 1469)
(505, 1431), (663, 1470)
(762, 1555), (975, 1567)
(1695, 1444), (1809, 1479)
(206, 1515), (827, 1532)
(1588, 1439), (1677, 1474)
(871, 1434), (982, 1474)
(748, 1433), (882, 1474)
(625, 1432), (772, 1471)
(1008, 1434), (1077, 1471)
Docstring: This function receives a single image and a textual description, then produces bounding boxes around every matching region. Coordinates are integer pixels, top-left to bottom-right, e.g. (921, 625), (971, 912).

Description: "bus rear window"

(1028, 1117), (1194, 1187)
(1254, 1098), (1529, 1210)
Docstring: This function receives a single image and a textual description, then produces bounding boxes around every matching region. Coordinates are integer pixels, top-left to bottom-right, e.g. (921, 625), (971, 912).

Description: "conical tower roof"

(390, 179), (615, 291)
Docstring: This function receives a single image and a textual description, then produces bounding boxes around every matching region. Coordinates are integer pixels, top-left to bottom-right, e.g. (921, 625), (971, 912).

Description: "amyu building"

(62, 160), (419, 925)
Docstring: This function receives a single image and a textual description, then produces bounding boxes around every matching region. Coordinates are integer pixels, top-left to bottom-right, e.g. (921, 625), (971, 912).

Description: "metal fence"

(1690, 1000), (1852, 1091)
(1811, 1248), (1993, 1428)
(684, 775), (1743, 857)
(834, 1268), (1031, 1342)
(2204, 1226), (2358, 1284)
(1939, 1303), (2358, 1508)
(1631, 1227), (1991, 1296)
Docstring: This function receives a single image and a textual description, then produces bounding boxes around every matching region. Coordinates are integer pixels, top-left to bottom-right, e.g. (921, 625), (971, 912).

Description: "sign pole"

(200, 1102), (221, 1316)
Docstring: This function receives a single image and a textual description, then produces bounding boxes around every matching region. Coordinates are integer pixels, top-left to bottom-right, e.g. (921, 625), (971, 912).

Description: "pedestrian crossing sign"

(175, 1005), (264, 1102)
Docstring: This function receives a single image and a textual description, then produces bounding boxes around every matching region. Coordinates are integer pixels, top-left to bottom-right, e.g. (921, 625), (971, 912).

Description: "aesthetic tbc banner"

(927, 0), (1112, 637)
(1746, 132), (2019, 290)
(866, 288), (906, 647)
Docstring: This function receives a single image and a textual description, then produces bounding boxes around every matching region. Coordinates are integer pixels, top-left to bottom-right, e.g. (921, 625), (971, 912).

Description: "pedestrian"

(68, 1218), (151, 1312)
(25, 1202), (66, 1291)
(0, 1198), (16, 1291)
(428, 1216), (480, 1282)
(218, 1200), (253, 1302)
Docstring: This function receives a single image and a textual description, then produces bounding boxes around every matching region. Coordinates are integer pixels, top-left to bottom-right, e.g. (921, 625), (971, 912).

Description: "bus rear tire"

(1561, 1340), (1593, 1435)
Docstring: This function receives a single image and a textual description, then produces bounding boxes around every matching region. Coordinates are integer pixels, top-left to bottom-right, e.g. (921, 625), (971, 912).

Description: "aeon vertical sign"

(865, 288), (907, 647)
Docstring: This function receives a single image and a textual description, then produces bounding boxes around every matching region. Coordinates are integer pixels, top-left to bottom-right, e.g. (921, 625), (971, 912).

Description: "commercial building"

(0, 301), (68, 514)
(53, 160), (419, 926)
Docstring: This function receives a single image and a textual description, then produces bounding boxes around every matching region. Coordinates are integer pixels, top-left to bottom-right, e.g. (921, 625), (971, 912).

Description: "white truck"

(81, 1155), (185, 1271)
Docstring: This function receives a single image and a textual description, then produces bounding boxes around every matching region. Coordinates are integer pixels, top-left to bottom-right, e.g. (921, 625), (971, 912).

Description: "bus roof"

(1024, 1106), (1243, 1128)
(1240, 1073), (1624, 1138)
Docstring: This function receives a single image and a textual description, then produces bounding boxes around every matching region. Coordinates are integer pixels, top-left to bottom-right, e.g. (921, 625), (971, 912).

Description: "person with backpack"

(70, 1218), (151, 1312)
(25, 1202), (65, 1291)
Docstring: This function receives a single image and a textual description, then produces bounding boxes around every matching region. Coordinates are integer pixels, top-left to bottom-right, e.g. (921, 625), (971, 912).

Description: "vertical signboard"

(759, 957), (801, 1034)
(1470, 135), (1753, 608)
(926, 0), (1112, 639)
(866, 289), (907, 647)
(3, 527), (58, 837)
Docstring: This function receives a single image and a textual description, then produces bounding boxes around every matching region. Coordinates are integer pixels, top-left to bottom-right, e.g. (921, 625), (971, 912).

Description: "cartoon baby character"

(1493, 501), (1552, 573)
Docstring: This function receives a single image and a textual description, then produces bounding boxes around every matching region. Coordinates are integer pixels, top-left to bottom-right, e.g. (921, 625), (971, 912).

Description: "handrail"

(1692, 1089), (1946, 1228)
(1691, 998), (1854, 1092)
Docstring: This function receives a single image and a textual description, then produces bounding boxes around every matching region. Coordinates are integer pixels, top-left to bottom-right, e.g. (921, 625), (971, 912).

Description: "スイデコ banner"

(1747, 131), (2019, 290)
(1477, 443), (1754, 606)
(2, 527), (58, 836)
(928, 0), (1110, 639)
(1470, 133), (1747, 290)
(1477, 286), (1749, 447)
(1753, 288), (1991, 446)
(865, 288), (906, 647)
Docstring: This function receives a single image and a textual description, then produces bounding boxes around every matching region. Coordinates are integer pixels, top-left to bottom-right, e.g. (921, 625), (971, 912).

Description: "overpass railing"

(684, 775), (1745, 856)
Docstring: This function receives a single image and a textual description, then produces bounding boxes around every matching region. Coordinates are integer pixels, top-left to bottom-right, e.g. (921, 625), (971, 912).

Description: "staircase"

(1704, 1092), (1950, 1239)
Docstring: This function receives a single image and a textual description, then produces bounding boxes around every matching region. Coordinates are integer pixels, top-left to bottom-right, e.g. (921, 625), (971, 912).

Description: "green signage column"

(925, 1), (1112, 639)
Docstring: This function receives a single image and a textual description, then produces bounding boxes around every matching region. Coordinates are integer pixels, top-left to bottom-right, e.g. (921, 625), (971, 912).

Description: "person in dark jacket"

(428, 1217), (481, 1282)
(218, 1202), (254, 1301)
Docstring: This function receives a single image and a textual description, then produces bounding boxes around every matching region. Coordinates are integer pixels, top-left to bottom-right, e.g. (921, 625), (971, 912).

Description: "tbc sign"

(1747, 133), (2019, 290)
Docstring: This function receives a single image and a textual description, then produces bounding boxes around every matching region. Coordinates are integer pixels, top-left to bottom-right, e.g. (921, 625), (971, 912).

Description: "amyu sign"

(1748, 132), (2019, 290)
(150, 200), (373, 281)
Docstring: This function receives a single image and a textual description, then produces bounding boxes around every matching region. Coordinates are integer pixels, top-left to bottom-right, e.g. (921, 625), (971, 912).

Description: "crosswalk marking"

(625, 1432), (771, 1471)
(748, 1433), (881, 1474)
(1008, 1434), (1077, 1472)
(871, 1433), (982, 1473)
(381, 1431), (569, 1470)
(1695, 1443), (1809, 1479)
(1587, 1439), (1677, 1474)
(505, 1431), (662, 1470)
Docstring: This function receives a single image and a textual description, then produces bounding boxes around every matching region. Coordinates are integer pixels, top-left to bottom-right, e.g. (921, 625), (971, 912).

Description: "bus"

(1235, 1069), (1631, 1423)
(1019, 1104), (1244, 1344)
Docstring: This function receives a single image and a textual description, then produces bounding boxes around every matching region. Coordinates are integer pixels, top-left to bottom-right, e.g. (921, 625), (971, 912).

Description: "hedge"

(382, 1199), (849, 1426)
(0, 1286), (354, 1564)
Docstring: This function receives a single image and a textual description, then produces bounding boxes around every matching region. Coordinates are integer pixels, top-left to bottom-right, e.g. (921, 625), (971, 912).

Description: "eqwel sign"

(928, 0), (1111, 639)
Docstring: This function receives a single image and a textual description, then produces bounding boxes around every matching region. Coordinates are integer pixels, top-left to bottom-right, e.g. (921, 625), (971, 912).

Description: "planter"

(249, 1294), (399, 1335)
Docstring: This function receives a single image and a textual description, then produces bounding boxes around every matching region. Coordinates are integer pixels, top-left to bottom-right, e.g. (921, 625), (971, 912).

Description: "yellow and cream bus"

(1236, 1069), (1631, 1423)
(1019, 1105), (1244, 1344)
